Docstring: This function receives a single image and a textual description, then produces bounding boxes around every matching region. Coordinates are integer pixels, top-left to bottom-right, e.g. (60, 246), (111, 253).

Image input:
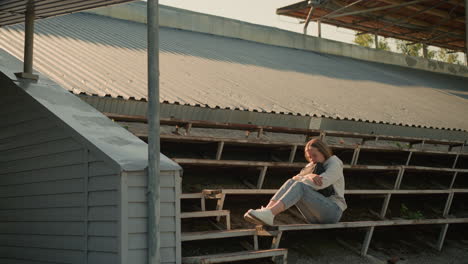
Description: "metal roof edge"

(75, 92), (468, 133)
(85, 2), (468, 78)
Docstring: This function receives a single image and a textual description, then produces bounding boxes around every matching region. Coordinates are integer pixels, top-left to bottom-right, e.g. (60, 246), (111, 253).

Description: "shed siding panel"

(125, 170), (180, 264)
(0, 90), (121, 263)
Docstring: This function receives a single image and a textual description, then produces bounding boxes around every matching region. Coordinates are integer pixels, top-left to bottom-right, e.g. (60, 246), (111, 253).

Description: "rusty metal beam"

(356, 0), (448, 36)
(378, 0), (465, 23)
(312, 0), (432, 20)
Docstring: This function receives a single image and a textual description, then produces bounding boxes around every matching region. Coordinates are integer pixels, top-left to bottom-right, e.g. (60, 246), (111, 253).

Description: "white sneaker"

(245, 207), (275, 226)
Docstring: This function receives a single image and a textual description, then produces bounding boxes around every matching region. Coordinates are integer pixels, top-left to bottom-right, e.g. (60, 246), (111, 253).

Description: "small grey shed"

(0, 50), (183, 264)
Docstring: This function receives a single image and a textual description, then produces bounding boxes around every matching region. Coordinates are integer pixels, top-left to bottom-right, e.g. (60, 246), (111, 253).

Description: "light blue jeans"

(271, 178), (343, 224)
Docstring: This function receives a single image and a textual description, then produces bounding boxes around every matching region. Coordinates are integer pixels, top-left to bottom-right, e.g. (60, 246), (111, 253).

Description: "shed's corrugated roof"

(0, 0), (135, 26)
(0, 11), (467, 131)
(0, 48), (182, 172)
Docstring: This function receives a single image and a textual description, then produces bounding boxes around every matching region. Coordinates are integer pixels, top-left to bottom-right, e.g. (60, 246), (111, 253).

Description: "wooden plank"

(0, 164), (84, 186)
(0, 150), (85, 175)
(197, 188), (465, 196)
(88, 161), (119, 177)
(0, 222), (85, 236)
(0, 138), (82, 163)
(0, 107), (47, 129)
(0, 246), (84, 264)
(128, 202), (175, 217)
(88, 206), (118, 221)
(88, 236), (118, 252)
(128, 232), (176, 249)
(180, 210), (230, 219)
(88, 175), (119, 191)
(0, 127), (68, 152)
(88, 252), (119, 264)
(269, 218), (468, 231)
(0, 234), (84, 250)
(109, 113), (464, 146)
(436, 223), (449, 251)
(128, 247), (176, 263)
(0, 193), (84, 209)
(182, 248), (288, 264)
(216, 141), (224, 160)
(88, 191), (118, 206)
(175, 170), (183, 264)
(288, 145), (298, 164)
(173, 158), (404, 171)
(128, 217), (176, 233)
(155, 133), (467, 157)
(88, 222), (118, 236)
(0, 207), (85, 222)
(215, 194), (226, 222)
(256, 166), (268, 189)
(181, 229), (256, 242)
(361, 226), (374, 256)
(0, 117), (56, 140)
(126, 170), (175, 187)
(128, 186), (175, 203)
(0, 178), (84, 198)
(181, 193), (204, 199)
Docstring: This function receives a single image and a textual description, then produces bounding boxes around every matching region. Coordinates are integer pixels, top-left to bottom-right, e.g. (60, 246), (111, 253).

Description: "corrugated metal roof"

(0, 11), (467, 131)
(0, 0), (136, 26)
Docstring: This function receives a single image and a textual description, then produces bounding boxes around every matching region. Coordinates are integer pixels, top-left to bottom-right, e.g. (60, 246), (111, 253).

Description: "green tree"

(396, 40), (422, 57)
(354, 33), (390, 51)
(436, 48), (460, 64)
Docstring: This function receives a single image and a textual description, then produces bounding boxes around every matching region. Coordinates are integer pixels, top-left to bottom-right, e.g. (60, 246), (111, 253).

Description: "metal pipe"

(23, 6), (34, 74)
(465, 0), (467, 65)
(15, 1), (38, 80)
(320, 0), (430, 20)
(303, 3), (315, 35)
(147, 0), (161, 263)
(317, 0), (365, 21)
(317, 20), (322, 38)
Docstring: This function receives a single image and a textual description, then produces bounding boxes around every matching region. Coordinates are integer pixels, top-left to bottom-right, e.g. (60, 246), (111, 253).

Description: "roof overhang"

(277, 0), (466, 52)
(0, 0), (137, 26)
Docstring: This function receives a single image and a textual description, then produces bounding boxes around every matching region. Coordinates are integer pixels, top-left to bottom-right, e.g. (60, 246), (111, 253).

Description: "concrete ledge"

(87, 1), (468, 78)
(79, 95), (468, 142)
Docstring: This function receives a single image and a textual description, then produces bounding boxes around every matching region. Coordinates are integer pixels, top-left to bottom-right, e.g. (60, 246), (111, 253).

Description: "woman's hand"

(292, 175), (302, 181)
(304, 173), (323, 186)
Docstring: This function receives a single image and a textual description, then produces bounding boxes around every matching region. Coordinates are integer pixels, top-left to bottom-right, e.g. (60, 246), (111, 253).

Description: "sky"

(158, 0), (357, 44)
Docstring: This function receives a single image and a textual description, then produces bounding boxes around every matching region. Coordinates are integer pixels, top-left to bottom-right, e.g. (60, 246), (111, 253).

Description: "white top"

(296, 155), (348, 211)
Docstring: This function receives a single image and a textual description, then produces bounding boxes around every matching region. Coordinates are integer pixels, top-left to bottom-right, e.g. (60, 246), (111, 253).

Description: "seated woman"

(244, 138), (347, 226)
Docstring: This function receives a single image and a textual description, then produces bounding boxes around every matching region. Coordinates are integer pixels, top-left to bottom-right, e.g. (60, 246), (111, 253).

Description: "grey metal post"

(147, 0), (161, 263)
(303, 3), (315, 35)
(15, 2), (38, 80)
(374, 34), (378, 49)
(465, 0), (467, 65)
(318, 20), (322, 38)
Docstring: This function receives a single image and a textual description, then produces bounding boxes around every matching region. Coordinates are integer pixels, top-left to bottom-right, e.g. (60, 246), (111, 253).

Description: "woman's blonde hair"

(304, 137), (333, 163)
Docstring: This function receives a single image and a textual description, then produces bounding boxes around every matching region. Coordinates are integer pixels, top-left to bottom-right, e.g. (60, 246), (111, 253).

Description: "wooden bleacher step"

(182, 229), (256, 241)
(182, 248), (288, 264)
(181, 210), (231, 230)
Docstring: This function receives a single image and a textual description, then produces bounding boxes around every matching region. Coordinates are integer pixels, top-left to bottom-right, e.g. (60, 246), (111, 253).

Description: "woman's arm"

(300, 161), (343, 190)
